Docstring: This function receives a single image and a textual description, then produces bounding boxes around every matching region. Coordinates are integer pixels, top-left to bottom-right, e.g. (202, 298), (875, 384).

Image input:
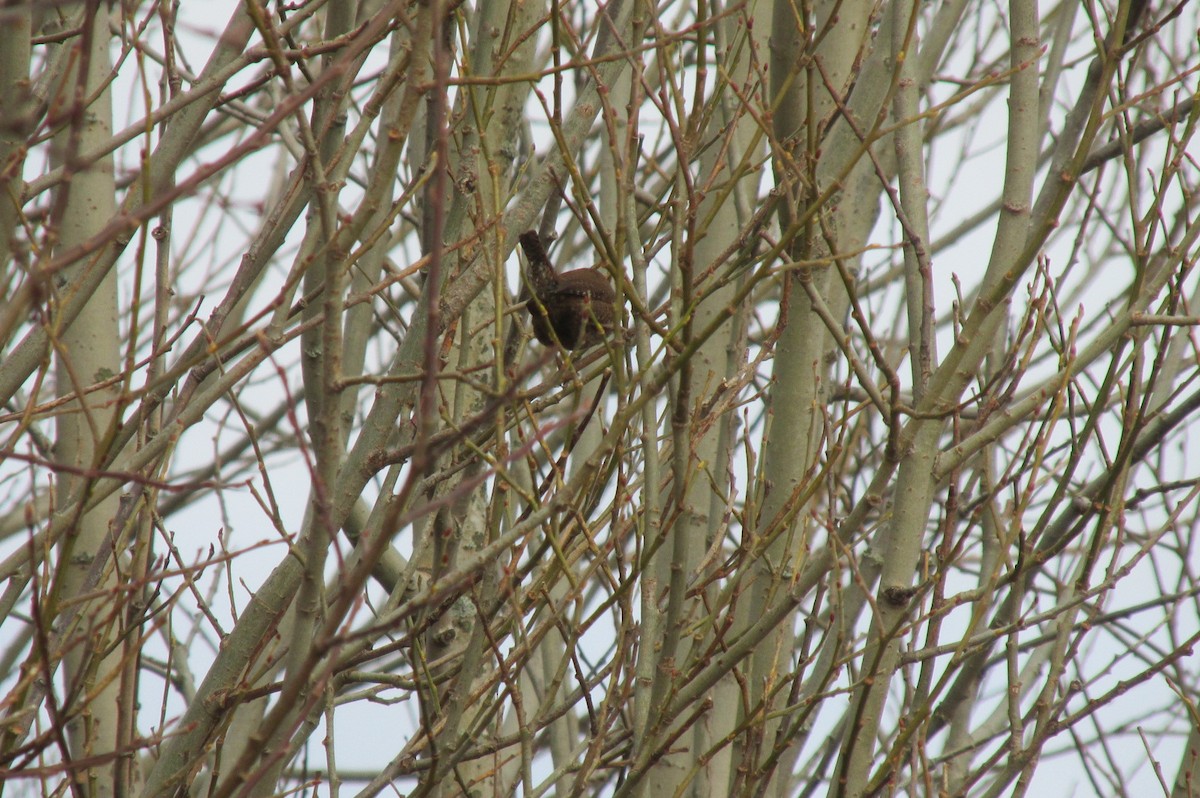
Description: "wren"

(518, 231), (616, 350)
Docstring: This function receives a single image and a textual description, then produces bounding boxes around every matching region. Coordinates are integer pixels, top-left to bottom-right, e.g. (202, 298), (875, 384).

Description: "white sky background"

(0, 1), (1197, 795)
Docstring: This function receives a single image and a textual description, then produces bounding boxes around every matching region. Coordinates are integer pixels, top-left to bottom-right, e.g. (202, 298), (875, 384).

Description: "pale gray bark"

(0, 1), (1197, 796)
(49, 6), (122, 797)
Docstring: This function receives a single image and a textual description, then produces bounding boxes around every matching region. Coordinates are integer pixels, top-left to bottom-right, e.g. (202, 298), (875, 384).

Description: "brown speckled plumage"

(518, 231), (616, 350)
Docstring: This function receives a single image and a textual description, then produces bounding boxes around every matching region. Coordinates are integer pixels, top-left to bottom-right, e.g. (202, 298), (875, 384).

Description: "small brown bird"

(518, 231), (616, 350)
